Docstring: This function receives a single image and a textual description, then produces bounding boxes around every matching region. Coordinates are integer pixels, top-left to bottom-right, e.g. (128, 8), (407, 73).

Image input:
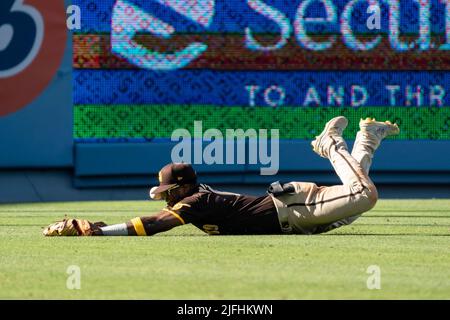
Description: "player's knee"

(365, 184), (378, 210)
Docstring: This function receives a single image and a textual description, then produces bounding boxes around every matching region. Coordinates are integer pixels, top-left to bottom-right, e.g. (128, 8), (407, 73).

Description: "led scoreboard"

(73, 0), (450, 141)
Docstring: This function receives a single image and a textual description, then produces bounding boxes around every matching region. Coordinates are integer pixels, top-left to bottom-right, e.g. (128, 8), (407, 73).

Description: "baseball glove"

(43, 218), (106, 236)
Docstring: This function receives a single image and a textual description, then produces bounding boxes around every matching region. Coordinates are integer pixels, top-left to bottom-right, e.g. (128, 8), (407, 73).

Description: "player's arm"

(43, 210), (185, 237)
(97, 209), (185, 236)
(126, 209), (185, 236)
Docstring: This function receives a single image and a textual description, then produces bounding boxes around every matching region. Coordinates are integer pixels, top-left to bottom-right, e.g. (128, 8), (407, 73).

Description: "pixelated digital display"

(73, 0), (450, 141)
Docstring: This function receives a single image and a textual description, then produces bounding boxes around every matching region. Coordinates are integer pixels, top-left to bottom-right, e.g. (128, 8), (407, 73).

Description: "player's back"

(175, 184), (282, 235)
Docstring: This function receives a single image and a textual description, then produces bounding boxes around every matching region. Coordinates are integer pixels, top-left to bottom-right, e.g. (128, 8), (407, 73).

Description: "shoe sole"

(311, 116), (348, 156)
(359, 118), (400, 137)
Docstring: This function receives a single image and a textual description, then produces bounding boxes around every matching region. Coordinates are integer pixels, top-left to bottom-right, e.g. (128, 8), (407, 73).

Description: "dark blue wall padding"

(74, 140), (450, 187)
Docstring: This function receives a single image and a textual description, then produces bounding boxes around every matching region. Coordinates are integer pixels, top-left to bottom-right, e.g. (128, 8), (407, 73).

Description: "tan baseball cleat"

(311, 116), (348, 158)
(359, 117), (400, 140)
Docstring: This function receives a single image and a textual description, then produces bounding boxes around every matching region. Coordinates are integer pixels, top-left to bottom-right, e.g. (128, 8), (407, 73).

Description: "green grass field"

(0, 200), (449, 299)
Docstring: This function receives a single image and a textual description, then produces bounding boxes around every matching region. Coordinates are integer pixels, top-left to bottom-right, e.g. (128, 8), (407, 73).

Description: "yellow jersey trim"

(172, 202), (191, 211)
(163, 208), (185, 225)
(131, 217), (147, 236)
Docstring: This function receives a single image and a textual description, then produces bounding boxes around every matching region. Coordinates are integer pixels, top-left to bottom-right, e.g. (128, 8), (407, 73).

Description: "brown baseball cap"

(149, 163), (197, 199)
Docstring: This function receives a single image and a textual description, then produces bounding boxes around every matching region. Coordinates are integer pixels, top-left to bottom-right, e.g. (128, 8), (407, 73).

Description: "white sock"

(99, 223), (128, 236)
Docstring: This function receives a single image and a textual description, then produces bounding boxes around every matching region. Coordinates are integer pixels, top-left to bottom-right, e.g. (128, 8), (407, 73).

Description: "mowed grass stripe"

(0, 200), (448, 299)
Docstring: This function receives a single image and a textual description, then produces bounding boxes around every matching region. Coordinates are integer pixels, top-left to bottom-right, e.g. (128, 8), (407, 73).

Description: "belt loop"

(270, 195), (292, 234)
(279, 207), (292, 233)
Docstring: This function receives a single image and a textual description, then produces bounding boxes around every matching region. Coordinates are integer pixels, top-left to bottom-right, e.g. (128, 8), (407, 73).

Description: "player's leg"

(302, 117), (399, 230)
(271, 116), (380, 234)
(272, 178), (377, 234)
(351, 118), (400, 174)
(332, 118), (401, 227)
(311, 116), (375, 191)
(300, 116), (379, 227)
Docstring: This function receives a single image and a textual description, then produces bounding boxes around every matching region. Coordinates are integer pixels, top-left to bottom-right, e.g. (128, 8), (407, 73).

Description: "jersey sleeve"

(163, 196), (201, 224)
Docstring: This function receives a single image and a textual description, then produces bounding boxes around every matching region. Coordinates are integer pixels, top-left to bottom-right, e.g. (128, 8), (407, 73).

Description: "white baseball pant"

(271, 131), (379, 234)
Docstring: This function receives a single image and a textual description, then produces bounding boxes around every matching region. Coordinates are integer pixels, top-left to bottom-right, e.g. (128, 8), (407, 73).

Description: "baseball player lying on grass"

(43, 116), (399, 237)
